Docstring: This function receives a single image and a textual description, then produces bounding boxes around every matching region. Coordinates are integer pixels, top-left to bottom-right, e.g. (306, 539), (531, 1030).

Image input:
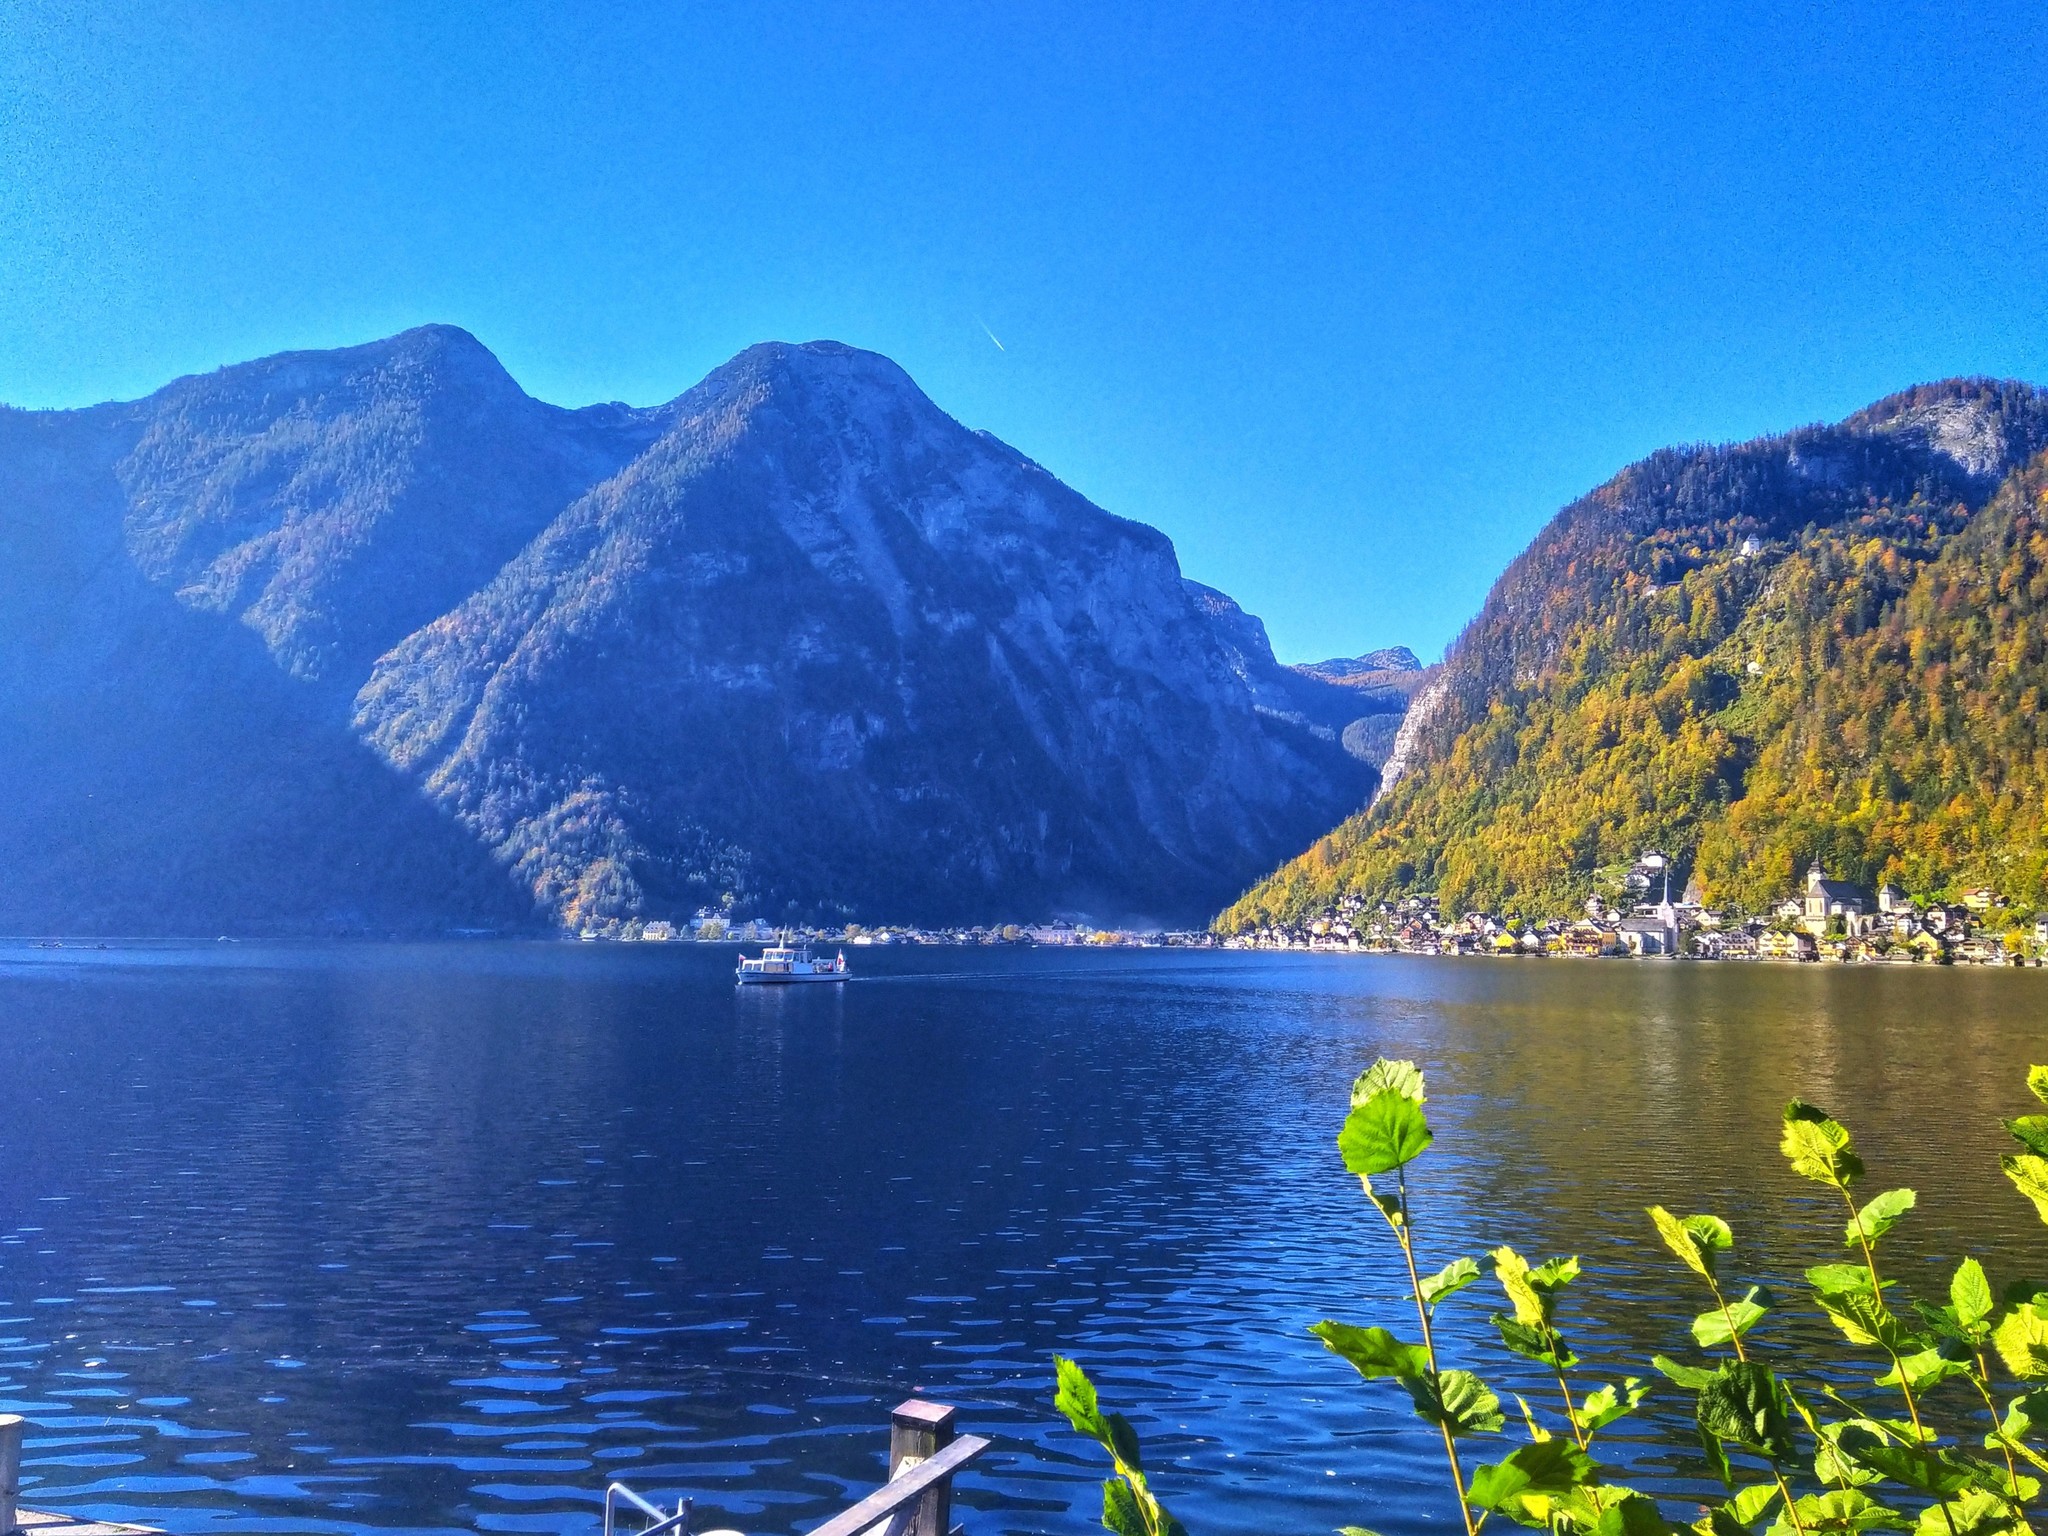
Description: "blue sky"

(3, 2), (2045, 662)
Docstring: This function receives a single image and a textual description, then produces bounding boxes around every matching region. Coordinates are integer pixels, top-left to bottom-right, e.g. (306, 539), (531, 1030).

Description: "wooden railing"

(2, 1414), (18, 1536)
(809, 1401), (990, 1536)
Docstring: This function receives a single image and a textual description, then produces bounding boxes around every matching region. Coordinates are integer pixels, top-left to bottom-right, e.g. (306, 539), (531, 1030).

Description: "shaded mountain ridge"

(0, 328), (1380, 933)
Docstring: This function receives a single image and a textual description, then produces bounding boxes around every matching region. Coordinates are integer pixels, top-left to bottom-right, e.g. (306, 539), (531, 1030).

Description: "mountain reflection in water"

(0, 944), (2040, 1536)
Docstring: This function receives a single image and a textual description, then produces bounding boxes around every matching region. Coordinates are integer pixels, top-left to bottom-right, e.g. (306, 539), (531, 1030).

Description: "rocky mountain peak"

(1842, 377), (2048, 483)
(1295, 646), (1423, 681)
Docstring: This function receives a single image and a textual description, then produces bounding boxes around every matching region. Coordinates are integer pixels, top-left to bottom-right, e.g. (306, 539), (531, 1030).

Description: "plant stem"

(1969, 1363), (2020, 1495)
(1704, 1274), (1748, 1364)
(1772, 1469), (1809, 1536)
(1550, 1364), (1587, 1450)
(1394, 1166), (1479, 1536)
(1840, 1189), (1958, 1536)
(1704, 1272), (1808, 1535)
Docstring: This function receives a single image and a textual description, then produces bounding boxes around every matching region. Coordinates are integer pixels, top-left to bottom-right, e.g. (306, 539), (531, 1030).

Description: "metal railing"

(604, 1480), (690, 1536)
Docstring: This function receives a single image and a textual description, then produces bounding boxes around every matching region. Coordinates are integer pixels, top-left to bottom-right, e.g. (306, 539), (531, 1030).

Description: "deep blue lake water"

(0, 943), (2043, 1536)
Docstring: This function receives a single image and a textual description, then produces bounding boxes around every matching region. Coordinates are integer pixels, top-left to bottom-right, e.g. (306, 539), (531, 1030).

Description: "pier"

(2, 1402), (988, 1536)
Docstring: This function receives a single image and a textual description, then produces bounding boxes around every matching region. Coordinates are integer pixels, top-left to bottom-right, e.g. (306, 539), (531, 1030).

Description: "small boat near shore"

(735, 940), (850, 985)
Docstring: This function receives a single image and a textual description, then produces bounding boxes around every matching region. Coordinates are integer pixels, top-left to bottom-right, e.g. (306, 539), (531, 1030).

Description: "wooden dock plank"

(18, 1508), (162, 1534)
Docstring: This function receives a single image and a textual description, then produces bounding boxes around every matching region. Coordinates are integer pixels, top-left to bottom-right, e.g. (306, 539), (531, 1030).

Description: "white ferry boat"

(735, 940), (850, 985)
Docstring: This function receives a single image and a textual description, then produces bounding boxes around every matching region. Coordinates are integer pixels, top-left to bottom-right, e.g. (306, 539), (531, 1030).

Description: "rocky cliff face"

(0, 329), (1373, 933)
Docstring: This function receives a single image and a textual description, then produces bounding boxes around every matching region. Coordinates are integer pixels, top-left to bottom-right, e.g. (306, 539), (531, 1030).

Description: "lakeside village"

(584, 915), (1221, 948)
(1230, 854), (2048, 966)
(583, 856), (2047, 964)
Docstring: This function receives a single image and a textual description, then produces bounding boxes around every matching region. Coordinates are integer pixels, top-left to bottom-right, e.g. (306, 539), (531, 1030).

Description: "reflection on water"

(0, 944), (2042, 1535)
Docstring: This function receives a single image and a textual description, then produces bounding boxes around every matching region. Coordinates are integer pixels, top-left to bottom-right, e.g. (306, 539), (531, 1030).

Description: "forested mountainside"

(1218, 379), (2048, 931)
(0, 326), (1382, 934)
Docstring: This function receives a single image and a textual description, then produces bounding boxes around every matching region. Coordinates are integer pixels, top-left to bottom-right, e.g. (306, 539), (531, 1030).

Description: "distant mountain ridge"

(0, 327), (1390, 934)
(1219, 377), (2048, 931)
(1294, 646), (1423, 680)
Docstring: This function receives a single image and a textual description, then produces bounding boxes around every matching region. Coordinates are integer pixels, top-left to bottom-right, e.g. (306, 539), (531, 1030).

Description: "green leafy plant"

(1054, 1354), (1186, 1536)
(1054, 1060), (2048, 1536)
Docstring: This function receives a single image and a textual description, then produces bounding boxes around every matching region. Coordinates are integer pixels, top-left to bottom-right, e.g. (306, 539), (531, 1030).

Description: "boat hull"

(735, 971), (846, 985)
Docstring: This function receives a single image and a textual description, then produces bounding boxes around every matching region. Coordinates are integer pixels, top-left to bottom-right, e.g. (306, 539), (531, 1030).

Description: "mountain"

(1295, 646), (1424, 680)
(0, 328), (1375, 934)
(1285, 647), (1438, 771)
(1218, 378), (2048, 931)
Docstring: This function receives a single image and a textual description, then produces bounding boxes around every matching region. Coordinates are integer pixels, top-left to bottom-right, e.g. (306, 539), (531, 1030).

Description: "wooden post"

(887, 1400), (957, 1536)
(0, 1412), (22, 1536)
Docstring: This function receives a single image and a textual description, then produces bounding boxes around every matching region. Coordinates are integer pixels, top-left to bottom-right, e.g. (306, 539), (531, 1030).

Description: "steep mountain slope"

(0, 330), (648, 934)
(1218, 379), (2048, 929)
(0, 329), (1371, 933)
(354, 342), (1370, 927)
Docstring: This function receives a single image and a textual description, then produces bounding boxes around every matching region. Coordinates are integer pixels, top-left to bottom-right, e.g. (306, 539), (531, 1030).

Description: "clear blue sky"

(4, 2), (2045, 662)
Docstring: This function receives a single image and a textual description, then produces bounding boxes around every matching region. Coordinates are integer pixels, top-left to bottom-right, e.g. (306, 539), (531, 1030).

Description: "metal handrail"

(605, 1480), (691, 1536)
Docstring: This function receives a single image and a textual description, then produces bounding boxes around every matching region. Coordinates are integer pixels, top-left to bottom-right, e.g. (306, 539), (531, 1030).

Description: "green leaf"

(1790, 1489), (1908, 1533)
(1581, 1379), (1650, 1436)
(1494, 1245), (1547, 1326)
(1585, 1489), (1683, 1536)
(1809, 1262), (1880, 1295)
(1101, 1476), (1146, 1536)
(1105, 1412), (1143, 1475)
(1495, 1314), (1576, 1369)
(1693, 1288), (1773, 1349)
(1407, 1368), (1504, 1436)
(1466, 1438), (1600, 1520)
(1992, 1388), (2048, 1443)
(2030, 1066), (2048, 1106)
(1649, 1205), (1716, 1280)
(1782, 1100), (1864, 1188)
(1993, 1300), (2048, 1379)
(1699, 1424), (1735, 1491)
(1876, 1347), (1975, 1393)
(1730, 1484), (1781, 1525)
(1815, 1419), (1889, 1489)
(1512, 1393), (1552, 1443)
(1339, 1090), (1432, 1175)
(1531, 1255), (1583, 1290)
(1697, 1361), (1795, 1461)
(1837, 1433), (1981, 1497)
(1421, 1257), (1482, 1309)
(1055, 1355), (1110, 1444)
(2004, 1116), (2048, 1158)
(1351, 1058), (1426, 1105)
(1308, 1321), (1430, 1381)
(2002, 1153), (2048, 1226)
(1685, 1213), (1736, 1253)
(1953, 1259), (1995, 1328)
(1653, 1354), (1717, 1389)
(1914, 1490), (2022, 1536)
(1848, 1189), (1916, 1247)
(1337, 1529), (1384, 1536)
(1808, 1267), (1913, 1351)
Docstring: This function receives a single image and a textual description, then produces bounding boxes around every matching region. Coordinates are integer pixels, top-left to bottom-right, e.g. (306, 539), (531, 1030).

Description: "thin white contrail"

(978, 319), (1005, 352)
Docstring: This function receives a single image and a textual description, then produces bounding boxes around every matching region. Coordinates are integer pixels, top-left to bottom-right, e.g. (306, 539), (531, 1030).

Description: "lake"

(0, 943), (2042, 1536)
